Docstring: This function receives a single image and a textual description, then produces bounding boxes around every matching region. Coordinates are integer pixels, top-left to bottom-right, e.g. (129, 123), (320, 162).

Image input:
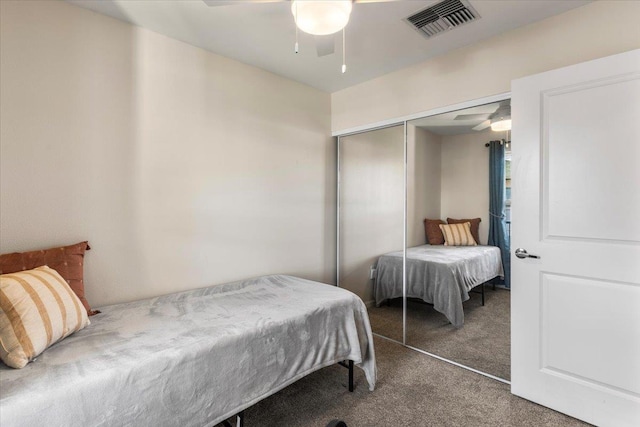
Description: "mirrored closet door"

(338, 125), (405, 342)
(404, 101), (512, 381)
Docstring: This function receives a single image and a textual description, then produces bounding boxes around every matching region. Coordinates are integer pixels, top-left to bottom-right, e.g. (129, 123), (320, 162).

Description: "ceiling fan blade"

(355, 0), (403, 3)
(315, 35), (335, 57)
(454, 113), (491, 121)
(202, 0), (285, 6)
(202, 0), (395, 6)
(489, 101), (511, 120)
(473, 120), (491, 131)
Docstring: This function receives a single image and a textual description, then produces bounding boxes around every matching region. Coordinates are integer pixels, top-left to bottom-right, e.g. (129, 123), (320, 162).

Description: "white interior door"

(511, 49), (640, 427)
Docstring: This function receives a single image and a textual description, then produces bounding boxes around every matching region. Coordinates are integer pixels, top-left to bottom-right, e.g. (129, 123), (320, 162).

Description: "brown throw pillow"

(423, 218), (446, 245)
(447, 217), (481, 245)
(0, 241), (99, 316)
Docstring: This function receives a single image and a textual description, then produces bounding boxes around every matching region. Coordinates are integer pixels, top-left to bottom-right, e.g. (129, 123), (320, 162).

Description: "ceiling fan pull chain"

(294, 2), (299, 54)
(342, 28), (347, 73)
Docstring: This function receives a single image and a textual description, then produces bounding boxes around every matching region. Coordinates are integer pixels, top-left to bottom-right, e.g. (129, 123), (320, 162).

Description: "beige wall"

(339, 126), (404, 304)
(331, 1), (640, 133)
(440, 128), (495, 245)
(0, 0), (334, 306)
(406, 126), (493, 246)
(407, 125), (441, 247)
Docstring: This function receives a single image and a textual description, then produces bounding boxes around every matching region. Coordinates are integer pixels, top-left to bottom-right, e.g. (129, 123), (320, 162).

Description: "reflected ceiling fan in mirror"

(458, 101), (511, 132)
(202, 0), (397, 73)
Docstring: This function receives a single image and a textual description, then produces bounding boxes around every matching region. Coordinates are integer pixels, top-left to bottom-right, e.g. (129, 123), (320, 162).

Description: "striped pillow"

(439, 222), (477, 246)
(0, 266), (90, 368)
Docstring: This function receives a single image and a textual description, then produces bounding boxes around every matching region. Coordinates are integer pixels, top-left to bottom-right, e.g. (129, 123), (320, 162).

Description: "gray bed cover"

(0, 275), (376, 426)
(375, 245), (503, 327)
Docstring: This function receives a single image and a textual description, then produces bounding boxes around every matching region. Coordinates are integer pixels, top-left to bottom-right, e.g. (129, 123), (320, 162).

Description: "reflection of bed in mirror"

(373, 245), (503, 328)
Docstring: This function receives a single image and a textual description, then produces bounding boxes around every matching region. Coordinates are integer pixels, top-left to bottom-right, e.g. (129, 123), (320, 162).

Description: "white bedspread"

(0, 275), (376, 426)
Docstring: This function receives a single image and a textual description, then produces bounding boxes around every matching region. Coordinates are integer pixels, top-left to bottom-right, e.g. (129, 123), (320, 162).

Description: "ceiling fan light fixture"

(291, 0), (353, 36)
(491, 119), (512, 132)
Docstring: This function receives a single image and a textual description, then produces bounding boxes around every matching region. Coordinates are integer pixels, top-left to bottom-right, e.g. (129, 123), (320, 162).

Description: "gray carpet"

(228, 336), (587, 427)
(367, 299), (404, 343)
(368, 287), (510, 380)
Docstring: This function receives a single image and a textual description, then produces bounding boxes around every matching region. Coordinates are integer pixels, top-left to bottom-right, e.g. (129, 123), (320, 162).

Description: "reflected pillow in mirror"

(439, 222), (477, 246)
(423, 219), (446, 245)
(447, 217), (481, 245)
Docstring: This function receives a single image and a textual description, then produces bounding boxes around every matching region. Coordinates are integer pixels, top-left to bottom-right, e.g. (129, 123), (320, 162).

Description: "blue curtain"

(488, 140), (510, 288)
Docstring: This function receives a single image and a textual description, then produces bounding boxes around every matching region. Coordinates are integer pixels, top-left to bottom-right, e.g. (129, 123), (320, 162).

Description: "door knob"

(515, 248), (540, 259)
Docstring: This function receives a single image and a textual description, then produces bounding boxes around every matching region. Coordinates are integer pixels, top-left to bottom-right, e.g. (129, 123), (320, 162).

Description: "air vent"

(405, 0), (479, 38)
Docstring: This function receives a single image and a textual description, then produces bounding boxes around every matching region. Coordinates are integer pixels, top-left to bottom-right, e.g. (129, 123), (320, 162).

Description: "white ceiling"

(66, 0), (590, 93)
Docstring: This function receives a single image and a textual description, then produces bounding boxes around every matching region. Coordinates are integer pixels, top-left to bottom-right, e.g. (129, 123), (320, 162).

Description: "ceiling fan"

(454, 101), (511, 131)
(202, 0), (397, 68)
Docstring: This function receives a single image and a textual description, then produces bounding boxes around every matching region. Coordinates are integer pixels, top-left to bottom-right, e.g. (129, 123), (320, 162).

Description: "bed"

(374, 245), (503, 327)
(0, 274), (376, 427)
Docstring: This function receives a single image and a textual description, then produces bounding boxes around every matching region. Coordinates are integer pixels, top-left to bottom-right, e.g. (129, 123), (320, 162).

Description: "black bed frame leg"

(348, 360), (354, 392)
(481, 282), (485, 306)
(338, 359), (355, 392)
